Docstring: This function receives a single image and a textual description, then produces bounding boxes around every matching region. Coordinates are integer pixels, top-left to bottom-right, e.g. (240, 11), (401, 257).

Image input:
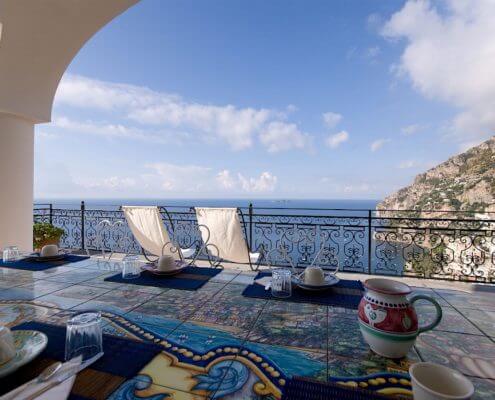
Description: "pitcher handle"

(410, 294), (443, 334)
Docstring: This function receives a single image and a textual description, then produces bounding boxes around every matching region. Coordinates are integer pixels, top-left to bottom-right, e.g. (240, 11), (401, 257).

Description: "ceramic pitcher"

(358, 278), (442, 359)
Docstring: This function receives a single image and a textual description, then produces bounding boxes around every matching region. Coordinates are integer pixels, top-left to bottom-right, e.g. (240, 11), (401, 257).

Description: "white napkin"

(254, 276), (272, 288)
(35, 375), (76, 400)
(1, 357), (81, 400)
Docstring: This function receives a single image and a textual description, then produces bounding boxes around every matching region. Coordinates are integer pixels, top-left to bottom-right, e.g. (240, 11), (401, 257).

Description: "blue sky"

(35, 0), (495, 200)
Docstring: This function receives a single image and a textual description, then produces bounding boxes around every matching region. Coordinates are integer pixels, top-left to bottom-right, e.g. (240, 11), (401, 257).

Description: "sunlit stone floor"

(1, 256), (494, 399)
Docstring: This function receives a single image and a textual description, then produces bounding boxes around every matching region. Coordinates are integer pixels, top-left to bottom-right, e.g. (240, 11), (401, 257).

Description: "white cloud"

(52, 116), (189, 144)
(216, 170), (236, 189)
(238, 172), (277, 192)
(259, 121), (311, 153)
(370, 138), (390, 152)
(78, 176), (137, 189)
(55, 74), (309, 152)
(382, 0), (495, 145)
(322, 112), (343, 128)
(145, 163), (212, 192)
(325, 130), (349, 149)
(401, 124), (423, 136)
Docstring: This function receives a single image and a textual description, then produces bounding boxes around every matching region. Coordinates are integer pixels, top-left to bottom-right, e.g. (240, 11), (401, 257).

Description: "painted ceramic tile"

(435, 289), (495, 311)
(459, 308), (495, 337)
(36, 284), (111, 309)
(471, 377), (495, 400)
(189, 296), (266, 338)
(132, 288), (220, 323)
(210, 270), (240, 284)
(44, 269), (108, 284)
(327, 315), (372, 359)
(0, 301), (61, 327)
(73, 287), (158, 312)
(408, 287), (450, 306)
(415, 304), (484, 335)
(30, 266), (75, 279)
(81, 272), (125, 289)
(248, 300), (327, 351)
(416, 330), (495, 379)
(0, 280), (72, 300)
(327, 350), (418, 378)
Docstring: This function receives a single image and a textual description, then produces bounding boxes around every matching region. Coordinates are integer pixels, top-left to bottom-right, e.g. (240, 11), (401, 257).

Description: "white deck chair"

(194, 207), (263, 270)
(122, 206), (196, 262)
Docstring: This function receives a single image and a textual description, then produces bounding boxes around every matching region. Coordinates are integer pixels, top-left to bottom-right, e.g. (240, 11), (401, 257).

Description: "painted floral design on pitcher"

(358, 278), (442, 359)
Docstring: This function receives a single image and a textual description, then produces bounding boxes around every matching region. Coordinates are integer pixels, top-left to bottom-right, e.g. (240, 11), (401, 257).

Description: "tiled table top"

(1, 257), (494, 399)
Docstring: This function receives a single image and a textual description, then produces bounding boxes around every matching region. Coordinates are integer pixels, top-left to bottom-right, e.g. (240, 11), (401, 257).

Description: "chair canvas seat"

(249, 252), (260, 263)
(195, 207), (256, 265)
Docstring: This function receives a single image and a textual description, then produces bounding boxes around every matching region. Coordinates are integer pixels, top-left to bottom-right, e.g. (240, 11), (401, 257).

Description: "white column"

(0, 113), (34, 251)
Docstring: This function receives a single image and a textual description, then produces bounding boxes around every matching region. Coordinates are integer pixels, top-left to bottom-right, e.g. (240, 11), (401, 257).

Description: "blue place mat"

(2, 321), (163, 398)
(104, 266), (222, 290)
(242, 272), (363, 309)
(0, 255), (90, 271)
(282, 376), (392, 400)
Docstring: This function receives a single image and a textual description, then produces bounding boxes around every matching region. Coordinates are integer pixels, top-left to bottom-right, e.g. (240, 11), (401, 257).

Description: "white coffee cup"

(41, 244), (59, 257)
(157, 255), (176, 271)
(304, 266), (325, 286)
(409, 362), (474, 400)
(0, 326), (16, 365)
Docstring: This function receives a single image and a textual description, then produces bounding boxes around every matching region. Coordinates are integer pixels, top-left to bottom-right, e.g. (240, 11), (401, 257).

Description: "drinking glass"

(2, 246), (20, 262)
(122, 255), (141, 279)
(65, 312), (103, 362)
(271, 268), (292, 298)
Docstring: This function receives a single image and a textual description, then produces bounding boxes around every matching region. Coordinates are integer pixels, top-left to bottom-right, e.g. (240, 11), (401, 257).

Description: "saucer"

(142, 260), (188, 276)
(292, 274), (340, 291)
(29, 251), (68, 262)
(0, 330), (48, 378)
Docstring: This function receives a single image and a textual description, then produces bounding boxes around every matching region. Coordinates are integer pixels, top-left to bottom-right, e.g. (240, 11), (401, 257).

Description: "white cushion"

(181, 247), (195, 258)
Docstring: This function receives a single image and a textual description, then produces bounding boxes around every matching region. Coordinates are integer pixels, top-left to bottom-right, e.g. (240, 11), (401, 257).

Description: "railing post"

(367, 209), (372, 274)
(49, 203), (53, 225)
(81, 201), (85, 251)
(249, 202), (253, 252)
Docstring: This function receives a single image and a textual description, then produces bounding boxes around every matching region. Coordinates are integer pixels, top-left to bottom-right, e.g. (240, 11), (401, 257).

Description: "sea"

(35, 198), (379, 214)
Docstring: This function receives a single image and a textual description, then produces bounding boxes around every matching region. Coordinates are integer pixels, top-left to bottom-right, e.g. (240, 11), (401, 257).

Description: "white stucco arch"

(0, 0), (139, 249)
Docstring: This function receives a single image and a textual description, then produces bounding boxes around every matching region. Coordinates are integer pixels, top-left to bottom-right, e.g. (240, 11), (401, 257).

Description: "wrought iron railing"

(33, 202), (495, 283)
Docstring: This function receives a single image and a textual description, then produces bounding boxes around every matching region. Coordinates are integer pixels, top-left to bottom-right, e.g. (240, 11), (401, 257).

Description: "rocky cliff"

(378, 136), (495, 214)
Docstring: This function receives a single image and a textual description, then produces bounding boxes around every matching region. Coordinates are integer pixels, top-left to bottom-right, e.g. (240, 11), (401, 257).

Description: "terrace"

(0, 1), (494, 399)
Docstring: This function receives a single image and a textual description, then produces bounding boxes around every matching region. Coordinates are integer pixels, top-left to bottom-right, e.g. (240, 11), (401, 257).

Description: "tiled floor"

(1, 256), (495, 399)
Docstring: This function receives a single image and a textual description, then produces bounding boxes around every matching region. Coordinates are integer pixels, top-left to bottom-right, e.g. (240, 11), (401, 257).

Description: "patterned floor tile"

(459, 308), (495, 337)
(189, 291), (266, 338)
(327, 349), (418, 378)
(416, 330), (495, 379)
(73, 287), (159, 312)
(435, 289), (495, 311)
(0, 280), (72, 300)
(43, 269), (108, 284)
(248, 301), (327, 351)
(415, 304), (484, 335)
(0, 301), (61, 327)
(241, 340), (327, 382)
(409, 287), (451, 306)
(209, 270), (240, 283)
(30, 266), (75, 279)
(36, 284), (111, 309)
(79, 272), (125, 290)
(471, 377), (495, 400)
(132, 287), (223, 324)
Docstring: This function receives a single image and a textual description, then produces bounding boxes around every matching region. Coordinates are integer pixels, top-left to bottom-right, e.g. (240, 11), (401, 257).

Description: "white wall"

(0, 113), (34, 250)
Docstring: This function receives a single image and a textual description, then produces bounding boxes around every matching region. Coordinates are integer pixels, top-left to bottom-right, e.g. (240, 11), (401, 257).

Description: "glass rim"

(68, 312), (101, 326)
